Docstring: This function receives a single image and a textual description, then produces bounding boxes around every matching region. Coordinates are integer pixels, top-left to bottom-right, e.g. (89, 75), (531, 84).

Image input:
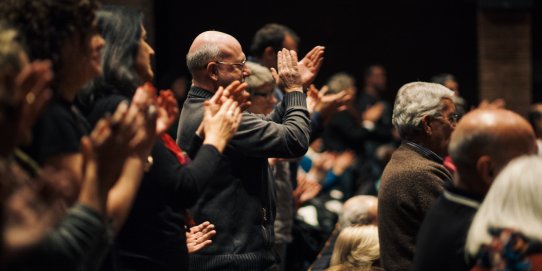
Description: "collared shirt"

(405, 141), (444, 164)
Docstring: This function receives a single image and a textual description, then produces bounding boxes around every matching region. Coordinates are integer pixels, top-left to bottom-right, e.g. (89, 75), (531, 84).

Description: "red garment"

(160, 133), (188, 165)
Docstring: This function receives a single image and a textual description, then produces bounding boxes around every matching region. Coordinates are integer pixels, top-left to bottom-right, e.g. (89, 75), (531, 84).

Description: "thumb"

(270, 67), (280, 86)
(320, 85), (329, 96)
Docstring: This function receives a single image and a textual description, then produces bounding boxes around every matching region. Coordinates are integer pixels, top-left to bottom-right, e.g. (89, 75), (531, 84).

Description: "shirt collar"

(405, 141), (444, 164)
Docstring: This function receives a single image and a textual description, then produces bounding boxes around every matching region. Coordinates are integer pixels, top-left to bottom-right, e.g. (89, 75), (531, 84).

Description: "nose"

(95, 34), (105, 50)
(148, 42), (155, 56)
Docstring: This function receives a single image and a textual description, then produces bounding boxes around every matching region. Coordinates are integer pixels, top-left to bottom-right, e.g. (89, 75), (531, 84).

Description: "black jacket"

(176, 86), (310, 270)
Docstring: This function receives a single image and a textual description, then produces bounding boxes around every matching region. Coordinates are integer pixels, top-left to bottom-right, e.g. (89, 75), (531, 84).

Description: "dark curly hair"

(250, 23), (300, 58)
(0, 0), (99, 76)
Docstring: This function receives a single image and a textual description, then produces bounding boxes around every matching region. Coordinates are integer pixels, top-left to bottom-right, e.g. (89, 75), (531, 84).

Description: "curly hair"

(0, 0), (99, 75)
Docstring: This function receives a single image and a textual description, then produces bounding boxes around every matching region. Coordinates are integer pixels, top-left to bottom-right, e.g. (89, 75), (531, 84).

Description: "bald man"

(412, 109), (538, 271)
(176, 31), (310, 270)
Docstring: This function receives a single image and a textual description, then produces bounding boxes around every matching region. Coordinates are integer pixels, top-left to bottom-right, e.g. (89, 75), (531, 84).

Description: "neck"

(56, 78), (83, 102)
(453, 174), (488, 196)
(192, 80), (216, 93)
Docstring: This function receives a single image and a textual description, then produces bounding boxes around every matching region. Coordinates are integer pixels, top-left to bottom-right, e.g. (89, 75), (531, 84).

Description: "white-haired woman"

(466, 155), (542, 271)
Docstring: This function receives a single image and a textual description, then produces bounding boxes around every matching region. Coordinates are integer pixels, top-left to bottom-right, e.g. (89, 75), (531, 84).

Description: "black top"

(322, 109), (390, 154)
(23, 98), (90, 164)
(177, 86), (310, 270)
(87, 95), (224, 271)
(412, 186), (483, 271)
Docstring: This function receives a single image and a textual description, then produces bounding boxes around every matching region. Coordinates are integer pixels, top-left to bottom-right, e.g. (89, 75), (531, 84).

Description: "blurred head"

(449, 109), (537, 195)
(326, 72), (357, 95)
(187, 31), (251, 92)
(0, 0), (103, 98)
(392, 82), (456, 157)
(432, 73), (459, 94)
(0, 24), (30, 153)
(364, 65), (387, 93)
(250, 23), (300, 69)
(527, 103), (542, 139)
(91, 6), (153, 98)
(339, 195), (378, 229)
(466, 155), (542, 256)
(245, 61), (276, 115)
(329, 225), (380, 270)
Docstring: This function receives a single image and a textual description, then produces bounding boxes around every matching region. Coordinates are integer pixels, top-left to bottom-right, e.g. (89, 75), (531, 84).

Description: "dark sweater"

(378, 143), (452, 271)
(412, 186), (482, 271)
(176, 86), (310, 270)
(87, 95), (223, 271)
(7, 204), (110, 271)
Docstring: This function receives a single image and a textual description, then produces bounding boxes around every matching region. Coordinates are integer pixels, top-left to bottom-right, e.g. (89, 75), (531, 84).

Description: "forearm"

(106, 157), (145, 233)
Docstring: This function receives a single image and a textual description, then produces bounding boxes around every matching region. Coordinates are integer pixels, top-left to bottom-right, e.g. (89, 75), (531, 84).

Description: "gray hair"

(186, 43), (221, 74)
(392, 82), (454, 139)
(465, 155), (542, 256)
(245, 61), (274, 93)
(326, 72), (356, 94)
(339, 195), (377, 229)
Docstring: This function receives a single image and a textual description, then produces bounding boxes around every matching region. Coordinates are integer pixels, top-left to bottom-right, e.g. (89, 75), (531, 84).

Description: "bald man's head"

(186, 31), (249, 89)
(187, 31), (238, 73)
(339, 195), (378, 229)
(449, 109), (537, 193)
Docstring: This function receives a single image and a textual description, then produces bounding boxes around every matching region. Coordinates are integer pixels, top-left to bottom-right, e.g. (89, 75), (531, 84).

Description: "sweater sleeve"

(152, 142), (223, 208)
(228, 91), (310, 158)
(22, 204), (111, 271)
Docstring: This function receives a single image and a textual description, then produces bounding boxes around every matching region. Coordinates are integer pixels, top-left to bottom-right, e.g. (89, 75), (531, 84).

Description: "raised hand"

(13, 60), (53, 145)
(201, 98), (242, 152)
(307, 84), (352, 120)
(186, 221), (216, 254)
(298, 46), (325, 88)
(133, 83), (177, 135)
(362, 102), (385, 123)
(274, 48), (303, 93)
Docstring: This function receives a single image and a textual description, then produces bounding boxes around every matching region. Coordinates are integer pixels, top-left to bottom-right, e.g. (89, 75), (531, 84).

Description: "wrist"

(203, 136), (227, 153)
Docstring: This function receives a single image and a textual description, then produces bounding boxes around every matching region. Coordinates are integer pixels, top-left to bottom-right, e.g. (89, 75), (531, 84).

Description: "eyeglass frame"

(435, 112), (461, 125)
(213, 58), (247, 70)
(251, 91), (275, 99)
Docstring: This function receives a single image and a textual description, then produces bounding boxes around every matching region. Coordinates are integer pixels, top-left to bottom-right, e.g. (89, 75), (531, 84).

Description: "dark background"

(152, 0), (540, 107)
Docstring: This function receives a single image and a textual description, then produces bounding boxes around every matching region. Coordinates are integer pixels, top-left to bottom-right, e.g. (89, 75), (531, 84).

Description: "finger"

(209, 86), (224, 105)
(218, 98), (234, 115)
(277, 50), (283, 74)
(224, 81), (241, 98)
(290, 50), (299, 68)
(111, 101), (129, 128)
(283, 49), (292, 70)
(270, 68), (280, 85)
(320, 85), (329, 96)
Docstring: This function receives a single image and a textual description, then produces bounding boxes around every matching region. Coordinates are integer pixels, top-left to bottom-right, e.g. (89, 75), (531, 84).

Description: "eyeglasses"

(252, 91), (275, 99)
(214, 58), (247, 70)
(436, 113), (460, 125)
